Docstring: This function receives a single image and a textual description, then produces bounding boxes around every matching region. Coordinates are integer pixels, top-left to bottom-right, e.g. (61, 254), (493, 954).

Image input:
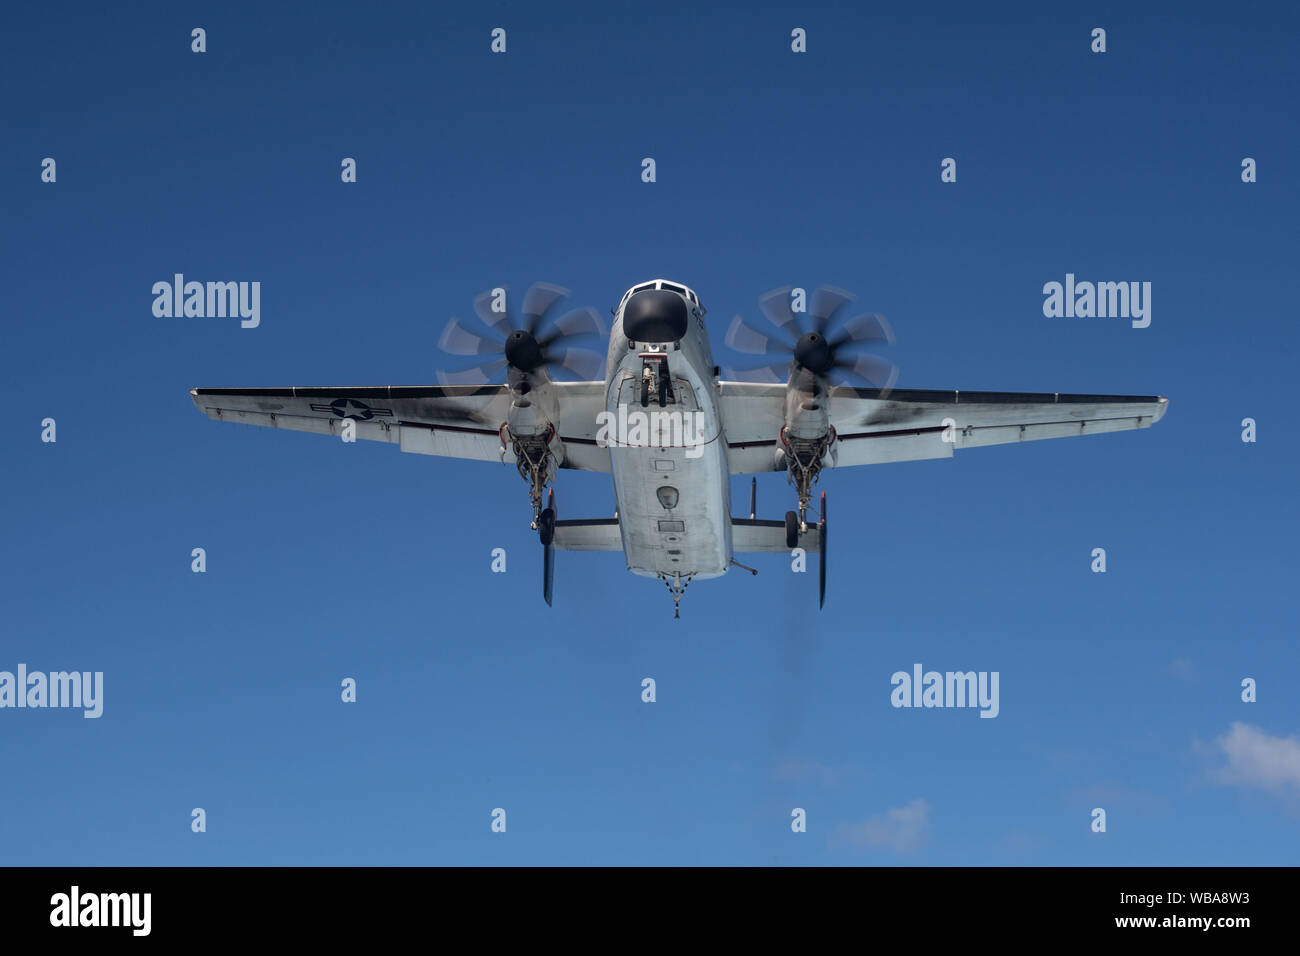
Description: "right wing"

(826, 387), (1169, 468)
(731, 518), (820, 554)
(190, 382), (611, 472)
(719, 382), (1168, 473)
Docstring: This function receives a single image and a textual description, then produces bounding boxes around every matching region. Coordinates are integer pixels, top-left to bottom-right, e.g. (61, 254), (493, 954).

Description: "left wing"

(720, 383), (1168, 473)
(190, 383), (611, 472)
(552, 518), (623, 551)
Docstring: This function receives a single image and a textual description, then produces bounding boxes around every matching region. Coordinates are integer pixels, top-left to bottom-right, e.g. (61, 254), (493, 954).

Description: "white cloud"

(1213, 722), (1300, 793)
(833, 798), (931, 854)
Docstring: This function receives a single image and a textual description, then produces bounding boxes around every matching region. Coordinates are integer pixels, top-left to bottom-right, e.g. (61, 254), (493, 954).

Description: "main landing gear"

(501, 423), (557, 529)
(817, 491), (827, 609)
(539, 487), (557, 606)
(785, 488), (829, 609)
(780, 425), (835, 536)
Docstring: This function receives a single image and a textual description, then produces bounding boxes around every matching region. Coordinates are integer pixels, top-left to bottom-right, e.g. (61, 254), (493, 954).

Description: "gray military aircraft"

(191, 280), (1168, 616)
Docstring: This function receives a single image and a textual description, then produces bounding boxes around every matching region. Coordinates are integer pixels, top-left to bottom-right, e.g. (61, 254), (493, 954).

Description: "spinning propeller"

(437, 283), (606, 385)
(723, 285), (898, 389)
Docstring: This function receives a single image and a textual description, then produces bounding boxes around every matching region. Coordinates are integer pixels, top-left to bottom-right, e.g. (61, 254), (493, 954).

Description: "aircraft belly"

(611, 438), (730, 581)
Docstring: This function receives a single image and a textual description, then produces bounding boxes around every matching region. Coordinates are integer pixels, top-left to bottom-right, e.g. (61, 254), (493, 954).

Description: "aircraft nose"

(623, 289), (688, 343)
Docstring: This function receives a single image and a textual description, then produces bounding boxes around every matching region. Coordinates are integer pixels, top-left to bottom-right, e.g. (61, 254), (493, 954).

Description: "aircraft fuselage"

(604, 280), (733, 581)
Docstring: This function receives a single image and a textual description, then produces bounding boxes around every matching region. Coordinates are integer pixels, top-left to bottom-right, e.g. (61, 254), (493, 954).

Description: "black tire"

(640, 378), (650, 408)
(784, 510), (799, 549)
(538, 508), (556, 546)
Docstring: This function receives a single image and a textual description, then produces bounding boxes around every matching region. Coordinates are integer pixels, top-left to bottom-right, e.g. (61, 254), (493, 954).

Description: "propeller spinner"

(724, 285), (898, 389)
(437, 283), (607, 385)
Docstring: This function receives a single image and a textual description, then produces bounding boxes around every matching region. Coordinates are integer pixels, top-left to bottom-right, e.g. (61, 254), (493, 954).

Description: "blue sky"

(2, 0), (1297, 865)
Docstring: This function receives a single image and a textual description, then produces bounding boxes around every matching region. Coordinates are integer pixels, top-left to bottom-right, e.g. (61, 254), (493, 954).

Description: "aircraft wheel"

(539, 508), (556, 546)
(784, 510), (799, 549)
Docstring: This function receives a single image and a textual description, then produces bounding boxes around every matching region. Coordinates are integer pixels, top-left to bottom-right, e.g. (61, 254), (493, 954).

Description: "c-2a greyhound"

(191, 280), (1168, 617)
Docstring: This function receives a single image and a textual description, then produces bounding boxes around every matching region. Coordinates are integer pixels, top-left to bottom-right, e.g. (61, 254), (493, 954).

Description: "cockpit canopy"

(618, 279), (703, 314)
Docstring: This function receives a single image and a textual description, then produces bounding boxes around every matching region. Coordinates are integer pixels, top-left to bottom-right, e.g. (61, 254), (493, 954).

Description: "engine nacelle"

(503, 370), (564, 496)
(776, 423), (836, 467)
(783, 368), (830, 436)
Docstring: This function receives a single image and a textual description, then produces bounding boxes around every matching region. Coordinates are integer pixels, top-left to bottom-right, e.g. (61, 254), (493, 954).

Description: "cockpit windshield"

(620, 279), (703, 313)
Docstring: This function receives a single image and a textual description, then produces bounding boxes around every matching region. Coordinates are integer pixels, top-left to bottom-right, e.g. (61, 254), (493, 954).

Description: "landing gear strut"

(502, 423), (557, 528)
(781, 425), (835, 532)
